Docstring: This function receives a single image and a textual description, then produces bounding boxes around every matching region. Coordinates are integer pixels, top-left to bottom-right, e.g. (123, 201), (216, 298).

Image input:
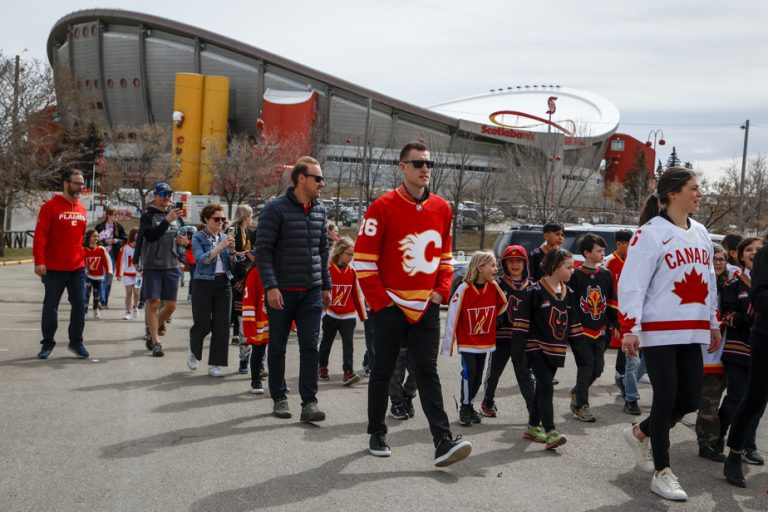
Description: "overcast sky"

(3, 1), (767, 180)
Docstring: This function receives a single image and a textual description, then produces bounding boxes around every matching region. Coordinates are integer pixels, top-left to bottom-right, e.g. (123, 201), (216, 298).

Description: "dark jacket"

(254, 187), (331, 291)
(750, 245), (768, 340)
(138, 205), (182, 270)
(94, 220), (127, 261)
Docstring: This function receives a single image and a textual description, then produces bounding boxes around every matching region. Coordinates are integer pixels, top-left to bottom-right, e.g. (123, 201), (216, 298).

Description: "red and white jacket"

(354, 185), (453, 323)
(242, 267), (269, 346)
(326, 263), (367, 321)
(618, 216), (718, 348)
(442, 280), (508, 355)
(84, 245), (113, 280)
(115, 243), (137, 278)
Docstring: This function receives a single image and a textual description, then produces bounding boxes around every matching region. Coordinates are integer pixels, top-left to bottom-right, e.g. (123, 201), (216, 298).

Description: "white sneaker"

(123, 312), (132, 320)
(186, 350), (198, 370)
(94, 310), (101, 320)
(132, 308), (140, 319)
(208, 365), (224, 377)
(639, 374), (651, 384)
(651, 467), (688, 501)
(623, 426), (654, 473)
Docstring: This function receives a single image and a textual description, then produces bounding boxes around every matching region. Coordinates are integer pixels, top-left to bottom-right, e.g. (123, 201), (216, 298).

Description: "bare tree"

(473, 160), (504, 249)
(0, 53), (60, 256)
(444, 134), (476, 251)
(99, 124), (175, 215)
(209, 132), (290, 217)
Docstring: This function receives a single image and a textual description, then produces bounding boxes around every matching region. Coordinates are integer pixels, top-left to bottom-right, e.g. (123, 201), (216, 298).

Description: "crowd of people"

(31, 144), (768, 500)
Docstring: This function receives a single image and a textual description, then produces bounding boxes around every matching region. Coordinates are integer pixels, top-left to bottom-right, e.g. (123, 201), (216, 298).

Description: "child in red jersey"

(442, 251), (508, 426)
(116, 228), (140, 320)
(83, 229), (113, 320)
(319, 237), (367, 386)
(241, 255), (270, 394)
(524, 248), (582, 450)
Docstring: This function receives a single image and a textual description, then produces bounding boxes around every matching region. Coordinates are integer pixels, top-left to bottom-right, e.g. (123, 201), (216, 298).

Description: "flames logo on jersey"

(331, 284), (352, 307)
(580, 285), (607, 321)
(468, 306), (495, 336)
(400, 230), (442, 276)
(549, 306), (568, 340)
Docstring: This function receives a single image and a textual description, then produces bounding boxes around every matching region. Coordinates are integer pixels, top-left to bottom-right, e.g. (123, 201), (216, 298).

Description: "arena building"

(47, 9), (621, 201)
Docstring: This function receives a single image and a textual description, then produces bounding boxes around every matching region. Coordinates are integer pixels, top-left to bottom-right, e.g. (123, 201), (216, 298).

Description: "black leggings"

(718, 363), (763, 451)
(638, 343), (703, 471)
(85, 278), (102, 312)
(728, 338), (768, 451)
(482, 340), (535, 416)
(318, 315), (356, 372)
(527, 352), (557, 431)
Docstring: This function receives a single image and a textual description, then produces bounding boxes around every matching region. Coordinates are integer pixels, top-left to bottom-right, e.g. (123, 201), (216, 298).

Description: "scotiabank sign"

(480, 124), (536, 141)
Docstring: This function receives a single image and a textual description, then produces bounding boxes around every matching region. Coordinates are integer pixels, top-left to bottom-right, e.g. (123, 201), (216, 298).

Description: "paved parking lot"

(0, 263), (766, 511)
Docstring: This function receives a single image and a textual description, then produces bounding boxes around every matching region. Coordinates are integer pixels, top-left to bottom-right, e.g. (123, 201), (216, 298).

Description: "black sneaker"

(744, 449), (765, 465)
(470, 408), (482, 424)
(459, 405), (474, 426)
(389, 403), (408, 420)
(369, 432), (391, 457)
(152, 343), (164, 357)
(144, 329), (153, 351)
(250, 379), (264, 394)
(434, 435), (472, 467)
(67, 344), (90, 359)
(403, 395), (416, 418)
(238, 358), (248, 374)
(724, 451), (746, 487)
(623, 400), (642, 416)
(699, 445), (726, 462)
(37, 344), (55, 359)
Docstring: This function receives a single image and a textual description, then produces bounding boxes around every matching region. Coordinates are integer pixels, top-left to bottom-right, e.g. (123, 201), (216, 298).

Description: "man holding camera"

(137, 182), (189, 357)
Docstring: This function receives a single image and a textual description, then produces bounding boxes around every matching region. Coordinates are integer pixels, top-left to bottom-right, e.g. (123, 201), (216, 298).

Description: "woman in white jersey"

(619, 167), (721, 501)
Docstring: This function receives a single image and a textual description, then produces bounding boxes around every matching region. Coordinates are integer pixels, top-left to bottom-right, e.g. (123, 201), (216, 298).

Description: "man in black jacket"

(255, 158), (331, 422)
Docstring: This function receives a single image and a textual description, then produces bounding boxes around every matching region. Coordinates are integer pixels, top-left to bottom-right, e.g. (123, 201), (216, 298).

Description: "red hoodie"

(33, 194), (87, 271)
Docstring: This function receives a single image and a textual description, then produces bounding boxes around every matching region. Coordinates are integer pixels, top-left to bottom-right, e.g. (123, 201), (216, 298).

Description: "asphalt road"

(0, 264), (766, 512)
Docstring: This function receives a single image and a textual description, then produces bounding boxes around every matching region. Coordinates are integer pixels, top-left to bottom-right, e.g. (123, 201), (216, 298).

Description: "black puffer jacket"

(254, 187), (331, 291)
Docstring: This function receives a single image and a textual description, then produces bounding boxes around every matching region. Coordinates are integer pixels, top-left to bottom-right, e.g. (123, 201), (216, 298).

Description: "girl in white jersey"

(619, 167), (721, 501)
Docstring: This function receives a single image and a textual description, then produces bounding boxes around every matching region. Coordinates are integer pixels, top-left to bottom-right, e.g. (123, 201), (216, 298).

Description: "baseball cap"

(153, 183), (172, 196)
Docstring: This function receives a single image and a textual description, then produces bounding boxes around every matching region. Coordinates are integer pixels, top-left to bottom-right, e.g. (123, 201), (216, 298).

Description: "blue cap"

(153, 182), (172, 196)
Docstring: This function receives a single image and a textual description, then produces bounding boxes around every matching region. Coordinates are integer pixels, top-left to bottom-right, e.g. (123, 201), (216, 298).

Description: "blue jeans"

(41, 268), (86, 347)
(624, 352), (647, 402)
(265, 287), (323, 405)
(99, 254), (117, 305)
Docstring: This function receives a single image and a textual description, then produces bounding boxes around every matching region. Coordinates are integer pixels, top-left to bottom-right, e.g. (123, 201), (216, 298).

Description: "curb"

(0, 258), (34, 267)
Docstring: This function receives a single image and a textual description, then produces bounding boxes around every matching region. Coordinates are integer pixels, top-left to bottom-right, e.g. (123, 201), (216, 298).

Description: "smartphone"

(174, 201), (183, 210)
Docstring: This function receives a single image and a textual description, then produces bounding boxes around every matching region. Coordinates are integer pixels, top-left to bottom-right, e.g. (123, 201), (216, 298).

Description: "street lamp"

(645, 129), (666, 150)
(738, 120), (750, 232)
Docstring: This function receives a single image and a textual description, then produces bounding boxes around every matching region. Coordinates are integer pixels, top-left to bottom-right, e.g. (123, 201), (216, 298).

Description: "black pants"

(189, 275), (232, 366)
(41, 268), (86, 347)
(571, 338), (606, 407)
(527, 351), (556, 430)
(318, 315), (356, 372)
(637, 343), (703, 471)
(84, 278), (102, 313)
(362, 317), (376, 369)
(367, 303), (451, 446)
(482, 340), (535, 416)
(389, 347), (417, 404)
(718, 363), (762, 451)
(460, 352), (487, 405)
(250, 343), (267, 386)
(728, 338), (768, 451)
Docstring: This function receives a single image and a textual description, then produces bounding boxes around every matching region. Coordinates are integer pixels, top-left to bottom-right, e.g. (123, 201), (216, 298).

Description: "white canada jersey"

(618, 215), (718, 348)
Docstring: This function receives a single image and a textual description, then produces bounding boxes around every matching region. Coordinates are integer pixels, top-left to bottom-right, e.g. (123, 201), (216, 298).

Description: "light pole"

(645, 129), (666, 154)
(738, 120), (750, 232)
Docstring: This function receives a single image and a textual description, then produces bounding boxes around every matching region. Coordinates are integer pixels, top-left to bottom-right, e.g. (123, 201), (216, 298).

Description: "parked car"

(457, 209), (482, 230)
(339, 207), (360, 227)
(448, 259), (470, 302)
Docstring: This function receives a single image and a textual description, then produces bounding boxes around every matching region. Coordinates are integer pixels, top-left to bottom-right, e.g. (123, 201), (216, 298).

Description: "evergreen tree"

(655, 159), (664, 182)
(666, 146), (682, 168)
(684, 161), (693, 169)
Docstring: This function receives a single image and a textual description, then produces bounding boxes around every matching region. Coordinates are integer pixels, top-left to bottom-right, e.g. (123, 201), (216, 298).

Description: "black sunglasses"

(402, 159), (435, 169)
(302, 173), (325, 183)
(210, 216), (227, 223)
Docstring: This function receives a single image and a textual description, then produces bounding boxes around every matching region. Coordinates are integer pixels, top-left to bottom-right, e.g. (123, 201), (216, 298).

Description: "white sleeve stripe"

(353, 261), (378, 271)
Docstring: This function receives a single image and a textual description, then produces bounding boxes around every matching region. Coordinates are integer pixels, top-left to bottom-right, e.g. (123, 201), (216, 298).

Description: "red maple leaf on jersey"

(672, 268), (708, 305)
(619, 311), (637, 335)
